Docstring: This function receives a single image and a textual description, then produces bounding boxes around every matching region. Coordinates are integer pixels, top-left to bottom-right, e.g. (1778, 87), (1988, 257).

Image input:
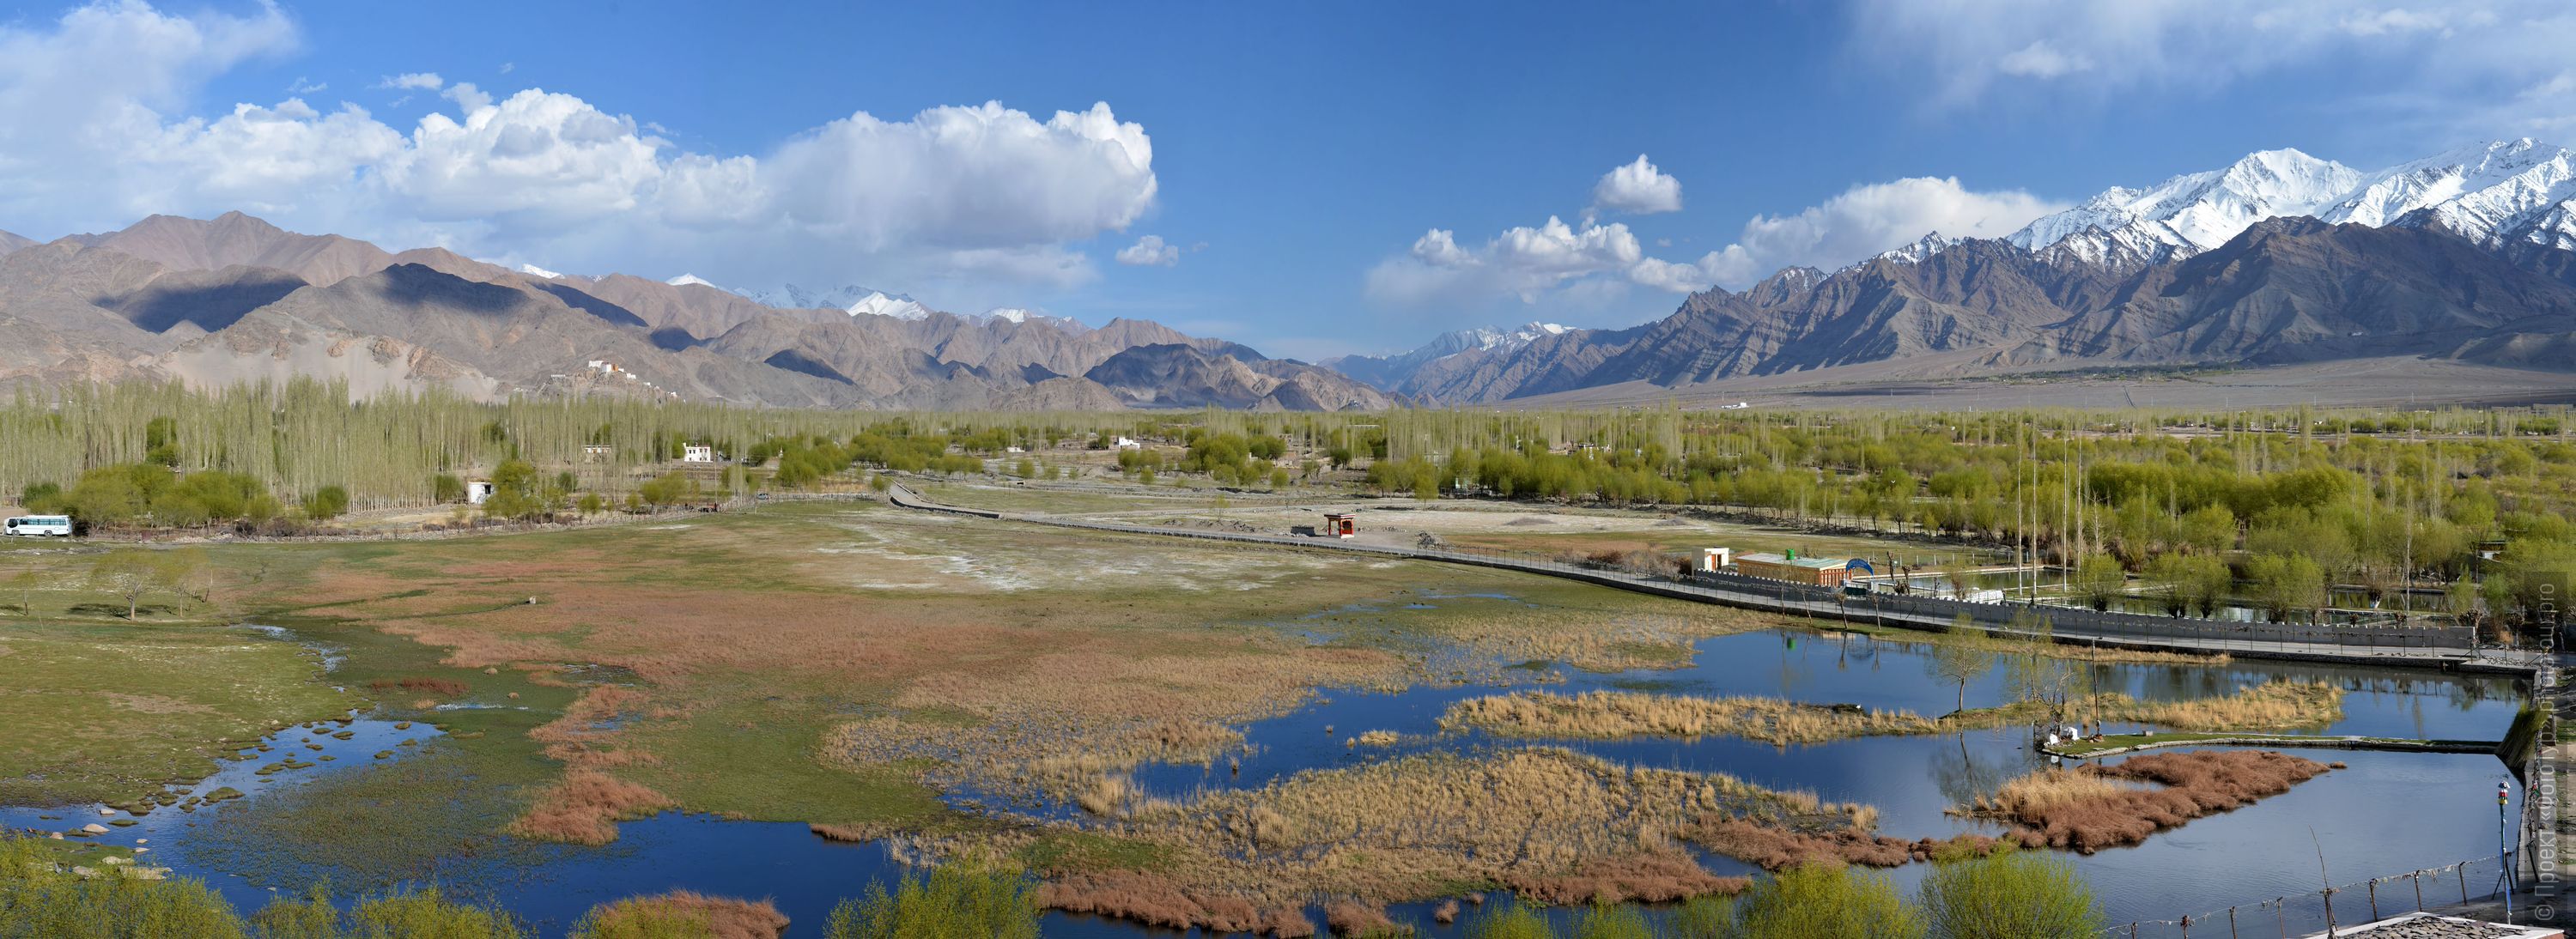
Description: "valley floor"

(0, 493), (2524, 935)
(1510, 356), (2576, 411)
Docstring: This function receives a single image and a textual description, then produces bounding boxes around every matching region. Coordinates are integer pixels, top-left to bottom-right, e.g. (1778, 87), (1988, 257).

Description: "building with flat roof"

(1734, 551), (1869, 587)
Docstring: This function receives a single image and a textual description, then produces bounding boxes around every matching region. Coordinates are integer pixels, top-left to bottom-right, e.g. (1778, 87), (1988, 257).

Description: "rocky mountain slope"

(1323, 322), (1568, 391)
(0, 214), (1385, 410)
(1347, 139), (2576, 403)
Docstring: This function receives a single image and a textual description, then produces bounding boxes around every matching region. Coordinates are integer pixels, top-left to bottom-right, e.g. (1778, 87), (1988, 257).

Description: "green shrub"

(1918, 847), (2104, 938)
(0, 835), (247, 939)
(1708, 863), (1924, 939)
(822, 865), (1037, 939)
(1463, 900), (1555, 939)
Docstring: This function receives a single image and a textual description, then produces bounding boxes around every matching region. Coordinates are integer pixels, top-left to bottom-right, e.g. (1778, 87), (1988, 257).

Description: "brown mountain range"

(1368, 218), (2576, 403)
(0, 214), (1390, 410)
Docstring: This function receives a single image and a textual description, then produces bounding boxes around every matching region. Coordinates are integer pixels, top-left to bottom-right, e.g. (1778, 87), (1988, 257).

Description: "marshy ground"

(0, 494), (2524, 933)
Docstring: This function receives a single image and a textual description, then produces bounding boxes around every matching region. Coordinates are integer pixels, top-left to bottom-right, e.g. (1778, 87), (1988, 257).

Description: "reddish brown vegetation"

(580, 891), (789, 939)
(1037, 871), (1311, 937)
(1503, 851), (1748, 905)
(1689, 819), (1918, 869)
(529, 685), (658, 766)
(806, 821), (892, 843)
(1982, 749), (2334, 853)
(1324, 900), (1400, 936)
(508, 770), (677, 845)
(366, 676), (468, 697)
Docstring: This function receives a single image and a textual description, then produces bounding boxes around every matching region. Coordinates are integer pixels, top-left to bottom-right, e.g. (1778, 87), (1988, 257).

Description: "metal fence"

(1688, 569), (2478, 655)
(882, 483), (2490, 663)
(2101, 855), (2517, 937)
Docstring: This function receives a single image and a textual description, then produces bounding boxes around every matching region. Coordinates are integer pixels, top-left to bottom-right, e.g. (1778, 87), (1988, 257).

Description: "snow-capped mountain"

(841, 290), (933, 321)
(731, 283), (900, 313)
(2000, 140), (2576, 270)
(2322, 139), (2576, 252)
(1447, 321), (1571, 354)
(1322, 321), (1571, 391)
(1874, 232), (1959, 265)
(2007, 148), (2365, 269)
(665, 276), (1072, 325)
(692, 280), (939, 319)
(981, 307), (1083, 328)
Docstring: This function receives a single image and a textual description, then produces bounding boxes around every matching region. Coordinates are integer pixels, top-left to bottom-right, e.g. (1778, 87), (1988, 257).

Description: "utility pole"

(2500, 778), (2516, 923)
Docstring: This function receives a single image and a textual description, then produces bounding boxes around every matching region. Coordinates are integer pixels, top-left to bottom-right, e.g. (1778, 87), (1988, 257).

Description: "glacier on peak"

(1990, 139), (2576, 270)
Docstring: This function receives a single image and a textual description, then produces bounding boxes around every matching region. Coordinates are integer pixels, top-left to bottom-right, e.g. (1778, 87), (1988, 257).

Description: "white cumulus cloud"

(1369, 215), (1694, 306)
(0, 2), (1161, 294)
(376, 71), (442, 90)
(1704, 176), (2063, 282)
(1590, 154), (1683, 215)
(1369, 175), (2063, 307)
(1115, 234), (1179, 266)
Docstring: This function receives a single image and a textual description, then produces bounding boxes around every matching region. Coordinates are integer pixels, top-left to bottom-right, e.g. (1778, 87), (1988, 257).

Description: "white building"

(681, 445), (715, 463)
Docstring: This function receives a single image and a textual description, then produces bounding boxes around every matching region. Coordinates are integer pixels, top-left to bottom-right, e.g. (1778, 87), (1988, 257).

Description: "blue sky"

(3, 1), (2572, 359)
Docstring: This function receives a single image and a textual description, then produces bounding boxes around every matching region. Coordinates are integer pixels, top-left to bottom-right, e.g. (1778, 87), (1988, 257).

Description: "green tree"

(432, 474), (466, 504)
(637, 473), (698, 510)
(2245, 554), (2327, 623)
(18, 482), (66, 515)
(91, 548), (185, 620)
(144, 415), (180, 468)
(1927, 643), (1990, 714)
(483, 459), (545, 520)
(2447, 574), (2486, 631)
(2073, 554), (2126, 611)
(577, 492), (606, 516)
(1917, 847), (2105, 939)
(7, 569), (36, 616)
(301, 485), (349, 522)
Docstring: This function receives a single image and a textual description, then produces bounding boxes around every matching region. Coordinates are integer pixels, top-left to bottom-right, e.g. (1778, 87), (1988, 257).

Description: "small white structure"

(1114, 436), (1142, 450)
(1720, 402), (1751, 410)
(681, 445), (715, 463)
(1005, 445), (1025, 454)
(465, 480), (496, 505)
(1699, 548), (1734, 572)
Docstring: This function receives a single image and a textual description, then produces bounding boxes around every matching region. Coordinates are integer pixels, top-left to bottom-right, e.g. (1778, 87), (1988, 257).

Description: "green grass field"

(0, 621), (352, 806)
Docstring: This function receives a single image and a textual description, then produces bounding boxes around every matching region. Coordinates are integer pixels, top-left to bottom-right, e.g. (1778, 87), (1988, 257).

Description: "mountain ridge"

(0, 213), (1386, 410)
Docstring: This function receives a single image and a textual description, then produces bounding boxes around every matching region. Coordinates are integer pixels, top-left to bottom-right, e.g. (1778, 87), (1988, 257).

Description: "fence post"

(2229, 906), (2239, 939)
(2413, 873), (2423, 911)
(2367, 881), (2378, 920)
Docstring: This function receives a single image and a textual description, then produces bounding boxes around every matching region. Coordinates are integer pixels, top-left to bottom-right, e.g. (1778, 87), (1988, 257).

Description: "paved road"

(885, 484), (2545, 673)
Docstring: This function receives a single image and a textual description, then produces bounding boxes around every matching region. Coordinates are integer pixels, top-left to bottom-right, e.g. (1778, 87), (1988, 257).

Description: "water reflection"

(3, 617), (2525, 937)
